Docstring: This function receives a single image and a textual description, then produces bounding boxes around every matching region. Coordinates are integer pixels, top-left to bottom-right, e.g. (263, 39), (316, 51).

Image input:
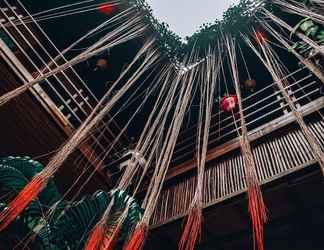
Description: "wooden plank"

(151, 159), (319, 229)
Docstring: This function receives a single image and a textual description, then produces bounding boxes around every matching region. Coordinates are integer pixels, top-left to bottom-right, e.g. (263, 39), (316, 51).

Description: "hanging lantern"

(244, 79), (256, 91)
(95, 58), (109, 71)
(98, 4), (115, 15)
(220, 95), (238, 113)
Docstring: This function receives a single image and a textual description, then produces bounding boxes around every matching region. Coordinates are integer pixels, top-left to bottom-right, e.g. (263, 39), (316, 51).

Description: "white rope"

(142, 50), (200, 224)
(244, 32), (324, 174)
(273, 0), (324, 25)
(4, 1), (122, 27)
(0, 18), (147, 106)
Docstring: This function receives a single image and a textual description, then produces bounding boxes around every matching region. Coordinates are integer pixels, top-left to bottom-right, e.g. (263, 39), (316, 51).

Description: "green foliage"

(0, 156), (61, 206)
(0, 156), (143, 250)
(124, 0), (265, 61)
(126, 0), (186, 61)
(289, 3), (324, 57)
(0, 159), (52, 249)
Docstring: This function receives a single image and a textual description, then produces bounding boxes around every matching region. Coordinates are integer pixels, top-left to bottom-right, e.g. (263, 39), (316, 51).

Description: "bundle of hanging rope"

(0, 39), (159, 232)
(0, 9), (146, 107)
(124, 50), (201, 250)
(3, 0), (123, 27)
(179, 51), (222, 250)
(226, 36), (268, 250)
(1, 1), (324, 250)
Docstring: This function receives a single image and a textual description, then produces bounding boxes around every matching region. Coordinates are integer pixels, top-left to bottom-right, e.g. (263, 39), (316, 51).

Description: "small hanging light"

(98, 4), (115, 15)
(220, 95), (238, 113)
(95, 58), (109, 71)
(244, 79), (256, 91)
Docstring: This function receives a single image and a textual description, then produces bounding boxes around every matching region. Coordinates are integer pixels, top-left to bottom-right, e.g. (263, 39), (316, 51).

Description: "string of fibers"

(226, 36), (267, 250)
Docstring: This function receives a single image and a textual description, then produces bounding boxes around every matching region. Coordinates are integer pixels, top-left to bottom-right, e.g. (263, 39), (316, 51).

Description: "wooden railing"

(151, 108), (324, 227)
(0, 1), (127, 174)
(150, 63), (324, 226)
(171, 66), (321, 167)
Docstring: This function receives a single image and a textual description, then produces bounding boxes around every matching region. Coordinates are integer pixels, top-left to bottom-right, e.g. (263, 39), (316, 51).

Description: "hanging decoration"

(179, 53), (220, 250)
(98, 4), (116, 15)
(95, 58), (109, 71)
(226, 36), (268, 250)
(244, 79), (257, 91)
(220, 95), (238, 113)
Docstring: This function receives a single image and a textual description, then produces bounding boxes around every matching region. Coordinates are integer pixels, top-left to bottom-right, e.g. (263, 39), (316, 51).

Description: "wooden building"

(0, 1), (324, 250)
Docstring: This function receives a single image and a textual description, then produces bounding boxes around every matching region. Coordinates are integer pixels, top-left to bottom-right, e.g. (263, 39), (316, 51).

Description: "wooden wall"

(0, 58), (108, 197)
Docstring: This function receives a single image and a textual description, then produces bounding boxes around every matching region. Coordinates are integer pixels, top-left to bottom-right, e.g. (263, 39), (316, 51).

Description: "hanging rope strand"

(273, 0), (324, 25)
(125, 51), (200, 250)
(226, 36), (267, 250)
(0, 40), (158, 232)
(258, 16), (324, 84)
(179, 50), (221, 250)
(8, 1), (122, 27)
(132, 70), (186, 196)
(0, 18), (146, 107)
(244, 33), (324, 175)
(32, 6), (136, 75)
(118, 66), (176, 190)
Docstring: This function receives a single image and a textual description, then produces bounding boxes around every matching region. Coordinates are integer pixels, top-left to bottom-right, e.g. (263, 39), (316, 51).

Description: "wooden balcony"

(151, 66), (324, 227)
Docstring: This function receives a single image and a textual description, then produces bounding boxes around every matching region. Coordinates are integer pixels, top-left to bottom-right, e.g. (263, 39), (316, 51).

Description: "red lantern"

(98, 4), (115, 15)
(220, 95), (238, 113)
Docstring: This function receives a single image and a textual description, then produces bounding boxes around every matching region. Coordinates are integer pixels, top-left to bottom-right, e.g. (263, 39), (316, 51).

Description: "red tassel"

(248, 183), (267, 250)
(179, 207), (202, 250)
(85, 223), (105, 250)
(0, 174), (46, 231)
(123, 223), (148, 250)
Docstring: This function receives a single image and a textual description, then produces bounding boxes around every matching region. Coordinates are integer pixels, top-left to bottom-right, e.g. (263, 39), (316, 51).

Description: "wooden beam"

(166, 97), (324, 181)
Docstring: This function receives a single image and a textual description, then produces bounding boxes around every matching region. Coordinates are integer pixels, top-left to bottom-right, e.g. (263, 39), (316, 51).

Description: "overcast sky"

(146, 0), (240, 38)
